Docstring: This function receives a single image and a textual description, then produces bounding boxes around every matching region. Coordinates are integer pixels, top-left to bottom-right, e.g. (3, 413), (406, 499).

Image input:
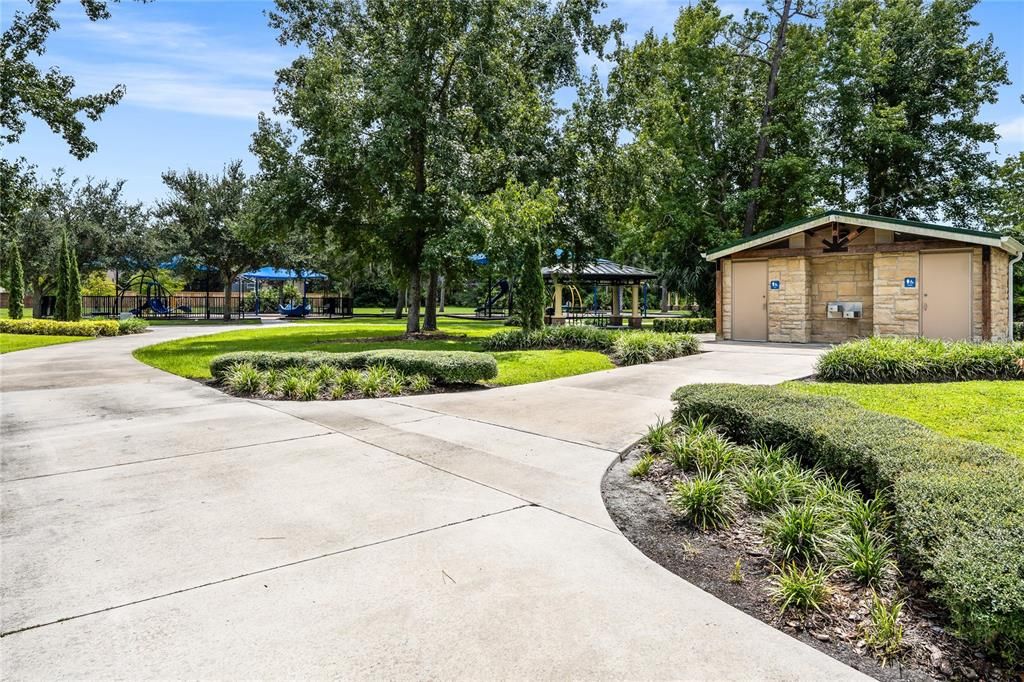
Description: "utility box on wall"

(826, 301), (863, 319)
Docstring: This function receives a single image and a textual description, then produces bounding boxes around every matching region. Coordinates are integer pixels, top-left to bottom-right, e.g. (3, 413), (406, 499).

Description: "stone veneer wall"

(991, 249), (1011, 341)
(721, 260), (732, 340)
(971, 248), (984, 341)
(809, 255), (874, 343)
(767, 256), (810, 342)
(872, 252), (920, 337)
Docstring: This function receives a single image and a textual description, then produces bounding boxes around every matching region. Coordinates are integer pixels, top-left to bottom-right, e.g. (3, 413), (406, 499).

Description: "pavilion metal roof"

(541, 259), (657, 282)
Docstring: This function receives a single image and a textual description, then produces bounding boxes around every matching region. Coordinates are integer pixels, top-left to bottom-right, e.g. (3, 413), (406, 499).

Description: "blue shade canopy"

(241, 267), (328, 281)
(469, 253), (489, 265)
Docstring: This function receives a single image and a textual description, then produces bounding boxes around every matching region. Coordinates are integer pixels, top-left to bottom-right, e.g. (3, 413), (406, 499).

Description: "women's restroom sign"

(904, 277), (917, 288)
(769, 280), (780, 290)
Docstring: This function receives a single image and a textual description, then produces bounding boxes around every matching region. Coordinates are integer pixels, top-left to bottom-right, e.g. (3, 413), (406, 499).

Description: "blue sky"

(5, 0), (1024, 206)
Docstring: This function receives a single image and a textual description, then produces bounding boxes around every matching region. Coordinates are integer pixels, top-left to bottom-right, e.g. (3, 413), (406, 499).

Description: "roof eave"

(704, 214), (1020, 261)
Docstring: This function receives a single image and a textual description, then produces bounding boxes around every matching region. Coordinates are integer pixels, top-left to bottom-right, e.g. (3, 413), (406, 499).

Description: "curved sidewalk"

(0, 327), (864, 679)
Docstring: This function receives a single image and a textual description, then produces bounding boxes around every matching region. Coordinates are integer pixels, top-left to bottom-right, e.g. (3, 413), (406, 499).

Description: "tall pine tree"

(67, 241), (82, 321)
(7, 240), (25, 319)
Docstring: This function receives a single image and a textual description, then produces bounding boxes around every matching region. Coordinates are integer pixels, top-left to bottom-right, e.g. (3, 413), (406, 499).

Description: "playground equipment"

(279, 302), (312, 317)
(118, 271), (191, 317)
(476, 279), (509, 317)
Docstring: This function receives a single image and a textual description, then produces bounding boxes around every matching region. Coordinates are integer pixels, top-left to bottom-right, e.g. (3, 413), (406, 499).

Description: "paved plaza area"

(0, 326), (864, 679)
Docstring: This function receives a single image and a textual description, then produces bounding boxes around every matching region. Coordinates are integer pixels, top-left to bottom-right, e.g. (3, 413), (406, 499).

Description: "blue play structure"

(240, 267), (328, 317)
(278, 303), (312, 317)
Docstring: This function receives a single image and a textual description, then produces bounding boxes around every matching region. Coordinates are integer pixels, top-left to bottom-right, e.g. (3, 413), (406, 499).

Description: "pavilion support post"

(629, 283), (641, 328)
(610, 284), (622, 326)
(552, 283), (565, 325)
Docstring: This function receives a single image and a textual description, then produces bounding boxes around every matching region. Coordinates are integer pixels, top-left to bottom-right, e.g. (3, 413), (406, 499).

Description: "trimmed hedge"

(0, 318), (120, 337)
(816, 337), (1024, 383)
(483, 325), (616, 351)
(672, 383), (1024, 663)
(211, 349), (497, 384)
(652, 317), (715, 334)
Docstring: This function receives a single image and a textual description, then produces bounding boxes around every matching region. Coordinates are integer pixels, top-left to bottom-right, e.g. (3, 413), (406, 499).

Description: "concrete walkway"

(0, 327), (863, 679)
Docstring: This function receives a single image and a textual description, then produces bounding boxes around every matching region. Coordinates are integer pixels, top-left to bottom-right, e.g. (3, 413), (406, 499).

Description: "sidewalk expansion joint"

(1, 432), (335, 484)
(253, 400), (621, 536)
(0, 504), (532, 639)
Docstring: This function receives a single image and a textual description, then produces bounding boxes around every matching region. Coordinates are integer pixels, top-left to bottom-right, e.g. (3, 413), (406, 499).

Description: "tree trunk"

(406, 268), (421, 334)
(743, 0), (794, 237)
(31, 284), (45, 318)
(660, 284), (670, 313)
(393, 287), (405, 318)
(439, 276), (445, 312)
(423, 269), (438, 331)
(222, 276), (233, 321)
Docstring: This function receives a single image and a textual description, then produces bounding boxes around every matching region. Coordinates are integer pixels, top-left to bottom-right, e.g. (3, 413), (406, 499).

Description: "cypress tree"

(54, 231), (70, 321)
(68, 242), (82, 321)
(517, 234), (545, 332)
(7, 240), (25, 319)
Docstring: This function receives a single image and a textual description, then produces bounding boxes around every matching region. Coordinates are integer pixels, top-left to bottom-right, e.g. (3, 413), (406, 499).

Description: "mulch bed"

(602, 447), (1018, 682)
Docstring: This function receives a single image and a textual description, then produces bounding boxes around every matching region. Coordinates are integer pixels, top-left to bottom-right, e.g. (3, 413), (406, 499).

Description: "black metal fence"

(82, 294), (248, 320)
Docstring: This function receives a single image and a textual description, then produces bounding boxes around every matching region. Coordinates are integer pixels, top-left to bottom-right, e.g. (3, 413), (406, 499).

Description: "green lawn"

(1, 309), (34, 319)
(133, 317), (613, 386)
(0, 333), (87, 354)
(786, 380), (1024, 457)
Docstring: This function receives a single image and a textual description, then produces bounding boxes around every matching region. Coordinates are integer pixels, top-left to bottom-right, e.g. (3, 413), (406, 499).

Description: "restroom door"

(920, 251), (971, 340)
(731, 260), (768, 341)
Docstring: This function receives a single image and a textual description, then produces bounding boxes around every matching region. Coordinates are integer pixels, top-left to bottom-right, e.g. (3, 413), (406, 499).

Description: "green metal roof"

(703, 210), (1024, 260)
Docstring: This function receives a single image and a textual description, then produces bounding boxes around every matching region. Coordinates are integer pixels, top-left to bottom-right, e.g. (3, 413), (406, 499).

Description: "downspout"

(1010, 250), (1022, 340)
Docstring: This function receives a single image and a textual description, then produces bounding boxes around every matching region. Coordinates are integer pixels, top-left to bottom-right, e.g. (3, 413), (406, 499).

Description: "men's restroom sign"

(904, 277), (917, 288)
(769, 280), (781, 290)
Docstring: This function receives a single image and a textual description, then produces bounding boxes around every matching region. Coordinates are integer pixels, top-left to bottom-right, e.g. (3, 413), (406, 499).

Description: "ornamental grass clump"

(770, 563), (831, 613)
(815, 337), (1024, 383)
(738, 467), (787, 511)
(611, 331), (699, 365)
(764, 502), (832, 565)
(224, 361), (262, 395)
(669, 471), (736, 531)
(862, 592), (905, 664)
(841, 530), (897, 588)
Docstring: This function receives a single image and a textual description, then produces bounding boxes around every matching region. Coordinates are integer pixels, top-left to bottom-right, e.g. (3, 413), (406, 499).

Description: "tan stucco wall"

(767, 257), (811, 342)
(809, 255), (874, 343)
(872, 252), (920, 337)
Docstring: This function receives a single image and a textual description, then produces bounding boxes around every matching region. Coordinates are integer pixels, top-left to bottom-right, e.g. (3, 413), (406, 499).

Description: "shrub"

(611, 331), (700, 365)
(0, 318), (120, 337)
(815, 337), (1024, 383)
(210, 349), (497, 385)
(1014, 321), (1023, 341)
(669, 471), (736, 530)
(117, 317), (149, 335)
(652, 317), (715, 334)
(770, 563), (831, 613)
(672, 383), (1024, 663)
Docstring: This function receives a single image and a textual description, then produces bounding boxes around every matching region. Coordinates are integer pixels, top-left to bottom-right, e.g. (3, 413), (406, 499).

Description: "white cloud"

(40, 11), (291, 120)
(997, 116), (1024, 144)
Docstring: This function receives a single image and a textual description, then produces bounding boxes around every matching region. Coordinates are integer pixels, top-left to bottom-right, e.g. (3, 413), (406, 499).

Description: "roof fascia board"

(704, 214), (1020, 260)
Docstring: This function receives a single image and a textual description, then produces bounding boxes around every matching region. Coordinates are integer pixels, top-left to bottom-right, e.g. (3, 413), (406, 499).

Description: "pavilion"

(542, 259), (658, 328)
